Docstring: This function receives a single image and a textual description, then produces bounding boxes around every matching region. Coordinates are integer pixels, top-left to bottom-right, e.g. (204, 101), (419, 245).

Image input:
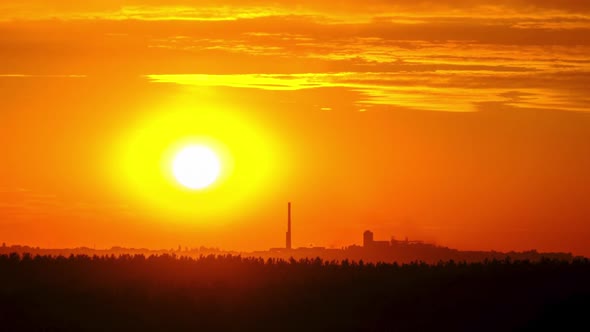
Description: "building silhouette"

(262, 212), (575, 263)
(363, 230), (374, 247)
(363, 230), (389, 248)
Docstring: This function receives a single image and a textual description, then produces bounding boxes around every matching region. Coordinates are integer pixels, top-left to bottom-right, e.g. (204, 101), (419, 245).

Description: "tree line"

(1, 253), (588, 331)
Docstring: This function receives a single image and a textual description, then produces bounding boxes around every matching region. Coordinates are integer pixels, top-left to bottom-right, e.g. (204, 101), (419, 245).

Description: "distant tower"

(286, 202), (292, 250)
(363, 230), (374, 247)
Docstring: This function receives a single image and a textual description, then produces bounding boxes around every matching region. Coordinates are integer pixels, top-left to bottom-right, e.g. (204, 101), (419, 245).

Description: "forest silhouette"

(1, 253), (588, 331)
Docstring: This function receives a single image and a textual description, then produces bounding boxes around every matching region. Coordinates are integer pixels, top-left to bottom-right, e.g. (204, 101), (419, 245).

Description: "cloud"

(0, 74), (86, 78)
(0, 1), (587, 113)
(2, 1), (590, 23)
(147, 72), (590, 112)
(0, 187), (132, 221)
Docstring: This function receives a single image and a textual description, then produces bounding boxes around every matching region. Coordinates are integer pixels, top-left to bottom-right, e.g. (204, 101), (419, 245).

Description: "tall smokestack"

(286, 202), (292, 250)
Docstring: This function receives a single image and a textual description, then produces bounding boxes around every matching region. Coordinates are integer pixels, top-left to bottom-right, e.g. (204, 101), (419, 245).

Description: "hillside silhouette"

(1, 253), (588, 331)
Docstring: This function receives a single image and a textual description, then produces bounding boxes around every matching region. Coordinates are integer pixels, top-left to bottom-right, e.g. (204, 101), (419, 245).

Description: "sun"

(172, 145), (221, 190)
(114, 106), (281, 221)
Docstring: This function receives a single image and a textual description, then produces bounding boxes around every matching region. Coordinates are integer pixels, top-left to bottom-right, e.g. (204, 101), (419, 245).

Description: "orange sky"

(1, 0), (589, 255)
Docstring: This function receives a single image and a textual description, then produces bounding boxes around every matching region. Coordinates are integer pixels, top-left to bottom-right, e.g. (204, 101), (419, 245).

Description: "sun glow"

(172, 146), (221, 190)
(112, 100), (282, 224)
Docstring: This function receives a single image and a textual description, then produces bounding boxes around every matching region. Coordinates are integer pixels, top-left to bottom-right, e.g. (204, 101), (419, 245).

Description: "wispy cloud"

(3, 1), (590, 22)
(0, 188), (132, 221)
(0, 74), (87, 78)
(147, 72), (589, 112)
(0, 1), (588, 112)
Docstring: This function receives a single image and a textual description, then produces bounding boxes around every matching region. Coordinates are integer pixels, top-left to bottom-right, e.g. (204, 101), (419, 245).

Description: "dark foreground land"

(1, 254), (589, 331)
